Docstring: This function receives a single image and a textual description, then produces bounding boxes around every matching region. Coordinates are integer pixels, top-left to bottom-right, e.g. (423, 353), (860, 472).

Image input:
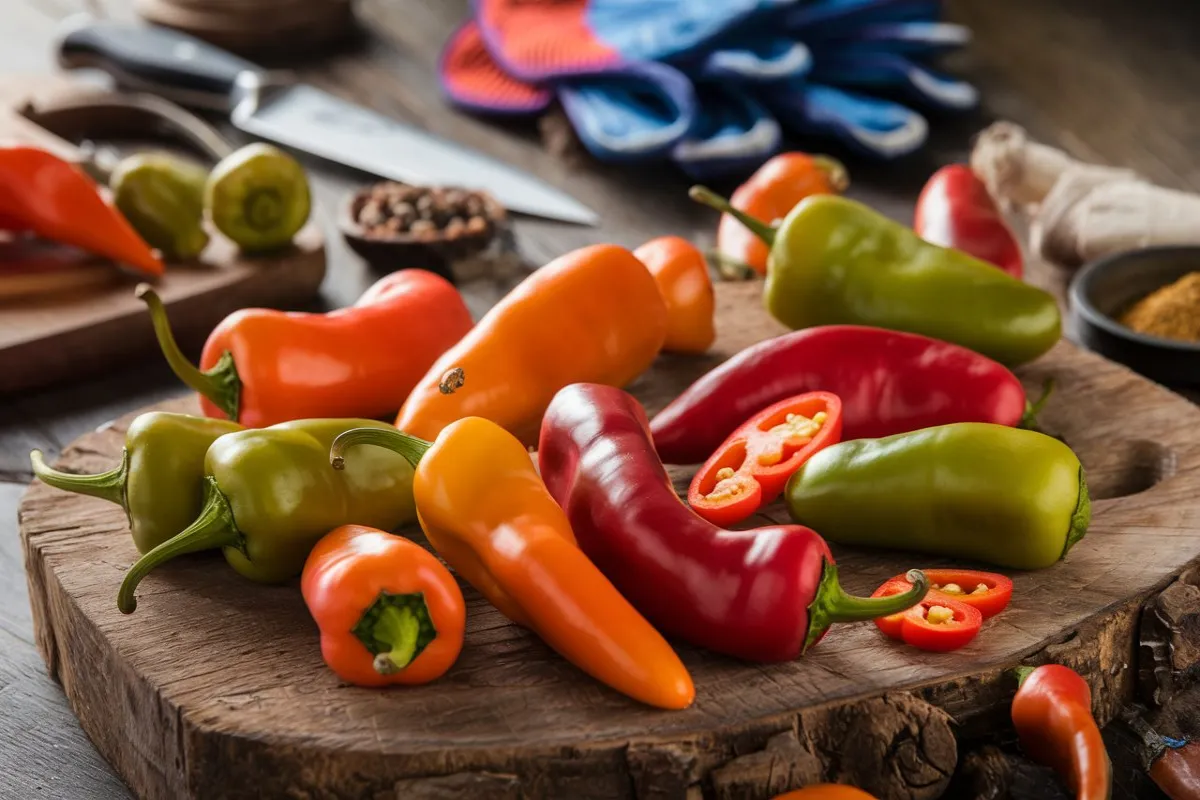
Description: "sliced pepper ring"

(873, 581), (983, 652)
(877, 568), (1013, 619)
(688, 391), (843, 527)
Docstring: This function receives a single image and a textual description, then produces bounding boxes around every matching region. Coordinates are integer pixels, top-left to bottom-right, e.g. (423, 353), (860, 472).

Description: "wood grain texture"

(0, 74), (327, 394)
(18, 281), (1200, 799)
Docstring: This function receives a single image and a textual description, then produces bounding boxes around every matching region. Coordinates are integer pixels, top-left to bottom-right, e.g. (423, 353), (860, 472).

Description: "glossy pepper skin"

(0, 145), (163, 276)
(915, 164), (1022, 279)
(633, 236), (716, 354)
(29, 412), (242, 554)
(395, 244), (668, 446)
(117, 419), (416, 614)
(717, 152), (849, 276)
(140, 269), (473, 427)
(786, 423), (1091, 570)
(651, 325), (1029, 465)
(1122, 710), (1200, 800)
(773, 785), (879, 799)
(537, 384), (928, 663)
(330, 419), (694, 710)
(1013, 665), (1111, 800)
(693, 187), (1061, 366)
(302, 525), (465, 687)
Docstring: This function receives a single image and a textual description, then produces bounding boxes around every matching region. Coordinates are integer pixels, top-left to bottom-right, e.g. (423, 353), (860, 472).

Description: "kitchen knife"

(55, 17), (599, 226)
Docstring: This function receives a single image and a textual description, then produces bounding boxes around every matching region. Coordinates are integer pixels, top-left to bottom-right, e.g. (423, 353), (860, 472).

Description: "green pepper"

(110, 153), (210, 260)
(691, 187), (1062, 366)
(784, 423), (1090, 570)
(117, 418), (416, 614)
(30, 412), (242, 554)
(206, 143), (311, 253)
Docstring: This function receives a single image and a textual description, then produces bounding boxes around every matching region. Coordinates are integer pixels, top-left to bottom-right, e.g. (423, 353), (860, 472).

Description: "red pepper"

(538, 383), (928, 663)
(141, 269), (474, 427)
(871, 583), (982, 652)
(651, 325), (1032, 465)
(1012, 664), (1111, 800)
(0, 145), (162, 277)
(687, 391), (843, 527)
(875, 569), (1013, 619)
(914, 164), (1023, 279)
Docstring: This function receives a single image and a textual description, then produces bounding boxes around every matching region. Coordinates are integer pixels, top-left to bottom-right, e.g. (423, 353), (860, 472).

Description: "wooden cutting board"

(18, 281), (1200, 800)
(0, 74), (326, 394)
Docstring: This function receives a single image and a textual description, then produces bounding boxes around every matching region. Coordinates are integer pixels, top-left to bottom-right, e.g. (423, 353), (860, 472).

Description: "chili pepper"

(205, 143), (311, 253)
(301, 525), (465, 687)
(29, 411), (242, 554)
(329, 419), (694, 710)
(395, 244), (667, 446)
(651, 325), (1033, 465)
(875, 569), (1013, 620)
(117, 419), (416, 614)
(139, 269), (473, 428)
(633, 236), (716, 355)
(717, 152), (849, 277)
(1121, 708), (1199, 800)
(773, 787), (879, 800)
(1012, 664), (1112, 800)
(0, 145), (162, 276)
(915, 164), (1023, 279)
(786, 423), (1090, 570)
(871, 584), (983, 652)
(691, 187), (1061, 366)
(537, 383), (928, 663)
(687, 391), (842, 527)
(110, 152), (210, 261)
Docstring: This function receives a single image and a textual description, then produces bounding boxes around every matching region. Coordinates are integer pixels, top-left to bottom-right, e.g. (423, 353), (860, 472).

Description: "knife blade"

(55, 16), (599, 226)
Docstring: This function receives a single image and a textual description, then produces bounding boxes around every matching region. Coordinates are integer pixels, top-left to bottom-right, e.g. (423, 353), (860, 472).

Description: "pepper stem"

(30, 449), (128, 510)
(1019, 378), (1056, 430)
(804, 565), (929, 652)
(117, 476), (243, 614)
(351, 591), (437, 675)
(1064, 467), (1091, 558)
(1013, 665), (1037, 687)
(813, 155), (850, 194)
(330, 427), (431, 471)
(706, 249), (759, 281)
(688, 186), (777, 247)
(136, 284), (242, 421)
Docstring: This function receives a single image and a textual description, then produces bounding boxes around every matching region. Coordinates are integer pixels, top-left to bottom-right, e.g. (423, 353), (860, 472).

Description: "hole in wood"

(1073, 438), (1177, 500)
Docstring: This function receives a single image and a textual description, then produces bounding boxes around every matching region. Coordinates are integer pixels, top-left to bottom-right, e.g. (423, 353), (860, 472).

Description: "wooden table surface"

(2, 1), (1198, 798)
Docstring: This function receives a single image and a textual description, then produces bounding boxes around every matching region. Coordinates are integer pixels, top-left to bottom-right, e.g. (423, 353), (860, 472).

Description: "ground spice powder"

(1119, 272), (1200, 342)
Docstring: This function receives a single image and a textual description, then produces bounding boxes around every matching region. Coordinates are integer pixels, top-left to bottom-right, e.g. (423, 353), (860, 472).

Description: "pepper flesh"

(717, 152), (849, 276)
(694, 187), (1061, 366)
(118, 419), (417, 613)
(1012, 665), (1112, 800)
(876, 569), (1014, 619)
(29, 411), (242, 554)
(786, 423), (1090, 570)
(141, 269), (473, 427)
(537, 383), (928, 662)
(395, 244), (668, 446)
(302, 525), (465, 687)
(915, 164), (1023, 279)
(872, 588), (983, 652)
(651, 325), (1028, 465)
(0, 145), (162, 276)
(330, 419), (695, 710)
(688, 391), (843, 527)
(633, 236), (716, 354)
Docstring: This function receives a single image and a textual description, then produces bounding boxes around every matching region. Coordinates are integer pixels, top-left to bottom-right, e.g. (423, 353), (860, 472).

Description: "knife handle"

(57, 16), (258, 113)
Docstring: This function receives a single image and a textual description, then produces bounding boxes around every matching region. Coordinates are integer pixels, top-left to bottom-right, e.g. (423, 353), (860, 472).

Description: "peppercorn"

(1120, 272), (1200, 342)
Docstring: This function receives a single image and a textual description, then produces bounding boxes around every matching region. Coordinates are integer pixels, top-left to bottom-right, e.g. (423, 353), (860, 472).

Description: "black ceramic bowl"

(1069, 246), (1200, 387)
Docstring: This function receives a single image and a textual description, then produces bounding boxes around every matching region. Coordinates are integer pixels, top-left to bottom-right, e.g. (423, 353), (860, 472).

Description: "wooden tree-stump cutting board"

(18, 282), (1200, 800)
(0, 74), (326, 394)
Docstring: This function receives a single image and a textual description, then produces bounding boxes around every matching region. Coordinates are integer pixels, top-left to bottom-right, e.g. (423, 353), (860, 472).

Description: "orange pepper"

(301, 525), (465, 687)
(717, 153), (849, 276)
(774, 786), (879, 800)
(0, 145), (162, 277)
(634, 236), (716, 354)
(330, 419), (695, 710)
(395, 244), (667, 446)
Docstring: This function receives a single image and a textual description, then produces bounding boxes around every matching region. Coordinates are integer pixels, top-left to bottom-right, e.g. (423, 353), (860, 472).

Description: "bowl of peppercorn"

(1070, 246), (1200, 387)
(339, 182), (506, 281)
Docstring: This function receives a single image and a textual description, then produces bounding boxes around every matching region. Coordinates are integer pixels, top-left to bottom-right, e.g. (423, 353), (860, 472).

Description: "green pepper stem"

(30, 449), (128, 510)
(688, 186), (777, 247)
(1013, 665), (1038, 688)
(705, 249), (760, 281)
(804, 566), (929, 652)
(136, 284), (241, 421)
(117, 476), (242, 614)
(372, 605), (420, 675)
(1064, 467), (1091, 558)
(1019, 378), (1056, 430)
(330, 427), (431, 471)
(813, 155), (850, 194)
